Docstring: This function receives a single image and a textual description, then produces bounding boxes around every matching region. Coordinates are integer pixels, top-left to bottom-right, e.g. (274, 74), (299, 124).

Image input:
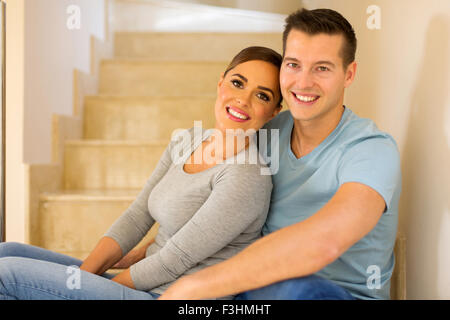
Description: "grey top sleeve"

(129, 163), (272, 291)
(103, 142), (174, 256)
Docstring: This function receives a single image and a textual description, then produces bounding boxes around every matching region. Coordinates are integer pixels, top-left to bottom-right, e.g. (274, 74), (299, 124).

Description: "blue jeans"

(0, 242), (160, 300)
(234, 275), (356, 300)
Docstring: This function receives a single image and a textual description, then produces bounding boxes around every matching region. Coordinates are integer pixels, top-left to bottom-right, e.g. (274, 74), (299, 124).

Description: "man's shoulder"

(340, 109), (399, 154)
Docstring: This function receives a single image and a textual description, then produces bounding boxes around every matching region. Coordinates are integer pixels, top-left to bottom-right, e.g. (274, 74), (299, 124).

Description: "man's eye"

(317, 66), (329, 72)
(287, 62), (298, 68)
(231, 79), (243, 88)
(257, 92), (270, 102)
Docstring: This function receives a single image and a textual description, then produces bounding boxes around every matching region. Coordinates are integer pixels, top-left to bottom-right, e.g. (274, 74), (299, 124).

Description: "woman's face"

(214, 60), (281, 134)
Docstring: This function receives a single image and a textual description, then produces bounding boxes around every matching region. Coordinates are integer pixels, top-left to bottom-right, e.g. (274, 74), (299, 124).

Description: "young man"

(159, 8), (401, 300)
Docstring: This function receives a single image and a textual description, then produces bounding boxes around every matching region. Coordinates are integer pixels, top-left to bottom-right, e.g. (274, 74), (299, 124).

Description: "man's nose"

(296, 70), (315, 89)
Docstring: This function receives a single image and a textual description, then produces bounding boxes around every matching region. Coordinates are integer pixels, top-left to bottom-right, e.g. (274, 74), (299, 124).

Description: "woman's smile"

(226, 106), (251, 122)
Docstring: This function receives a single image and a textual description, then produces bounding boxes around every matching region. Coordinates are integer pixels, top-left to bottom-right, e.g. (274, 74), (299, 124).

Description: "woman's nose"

(235, 91), (251, 107)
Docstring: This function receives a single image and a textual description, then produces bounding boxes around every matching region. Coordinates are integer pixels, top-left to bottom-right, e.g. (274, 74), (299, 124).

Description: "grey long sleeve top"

(104, 127), (272, 299)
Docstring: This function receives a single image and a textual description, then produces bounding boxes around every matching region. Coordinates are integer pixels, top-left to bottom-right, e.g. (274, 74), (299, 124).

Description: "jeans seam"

(5, 281), (72, 300)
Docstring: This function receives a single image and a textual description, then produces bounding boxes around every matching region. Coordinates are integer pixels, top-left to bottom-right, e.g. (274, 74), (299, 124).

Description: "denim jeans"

(234, 275), (356, 300)
(0, 242), (160, 300)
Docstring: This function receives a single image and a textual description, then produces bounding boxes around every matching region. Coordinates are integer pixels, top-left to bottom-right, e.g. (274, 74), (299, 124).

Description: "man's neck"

(291, 105), (345, 159)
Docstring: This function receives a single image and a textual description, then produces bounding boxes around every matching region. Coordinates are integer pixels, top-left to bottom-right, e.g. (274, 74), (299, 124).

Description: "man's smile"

(291, 92), (321, 105)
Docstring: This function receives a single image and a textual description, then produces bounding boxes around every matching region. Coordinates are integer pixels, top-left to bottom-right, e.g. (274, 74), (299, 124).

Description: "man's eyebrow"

(283, 57), (299, 62)
(315, 60), (336, 68)
(231, 73), (248, 82)
(283, 57), (336, 68)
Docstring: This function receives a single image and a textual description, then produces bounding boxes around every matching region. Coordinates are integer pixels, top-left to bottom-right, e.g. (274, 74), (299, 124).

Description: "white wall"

(5, 0), (27, 242)
(163, 0), (302, 14)
(112, 0), (286, 32)
(24, 0), (106, 164)
(303, 0), (450, 299)
(5, 0), (107, 242)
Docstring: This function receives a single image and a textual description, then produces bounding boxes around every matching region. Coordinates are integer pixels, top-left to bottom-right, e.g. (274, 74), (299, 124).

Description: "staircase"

(34, 28), (282, 260)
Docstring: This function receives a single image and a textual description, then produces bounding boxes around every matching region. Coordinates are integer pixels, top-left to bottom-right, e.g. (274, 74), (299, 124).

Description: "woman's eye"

(257, 92), (270, 102)
(231, 79), (243, 88)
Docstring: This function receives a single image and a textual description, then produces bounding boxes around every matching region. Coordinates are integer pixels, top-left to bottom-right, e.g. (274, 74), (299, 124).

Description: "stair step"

(37, 189), (159, 261)
(63, 140), (168, 190)
(83, 95), (216, 140)
(99, 60), (227, 96)
(114, 32), (283, 60)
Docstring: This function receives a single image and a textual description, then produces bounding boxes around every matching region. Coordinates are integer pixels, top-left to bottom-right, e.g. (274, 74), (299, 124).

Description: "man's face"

(280, 29), (356, 123)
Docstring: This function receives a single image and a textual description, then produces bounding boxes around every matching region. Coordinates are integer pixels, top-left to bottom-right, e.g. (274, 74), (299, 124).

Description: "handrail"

(0, 0), (5, 242)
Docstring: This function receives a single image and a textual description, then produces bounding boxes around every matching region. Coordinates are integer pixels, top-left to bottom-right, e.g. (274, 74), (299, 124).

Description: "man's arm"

(158, 182), (386, 300)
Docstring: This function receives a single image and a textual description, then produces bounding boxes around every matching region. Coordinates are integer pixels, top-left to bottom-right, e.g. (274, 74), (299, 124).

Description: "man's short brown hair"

(282, 8), (357, 69)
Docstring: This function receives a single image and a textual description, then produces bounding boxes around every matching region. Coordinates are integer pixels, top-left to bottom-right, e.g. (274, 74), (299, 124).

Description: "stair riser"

(115, 32), (283, 60)
(99, 61), (227, 96)
(84, 97), (216, 140)
(64, 143), (166, 190)
(38, 200), (159, 261)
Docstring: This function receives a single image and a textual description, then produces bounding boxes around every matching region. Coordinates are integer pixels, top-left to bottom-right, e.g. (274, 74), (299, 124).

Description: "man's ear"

(344, 61), (357, 88)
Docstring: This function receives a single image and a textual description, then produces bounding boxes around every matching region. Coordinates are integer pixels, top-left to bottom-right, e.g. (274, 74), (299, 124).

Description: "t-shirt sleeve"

(129, 164), (272, 291)
(337, 136), (401, 213)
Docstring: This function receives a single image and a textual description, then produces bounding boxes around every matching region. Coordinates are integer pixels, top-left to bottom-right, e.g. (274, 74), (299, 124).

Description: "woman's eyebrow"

(257, 86), (274, 97)
(232, 73), (274, 97)
(231, 73), (248, 82)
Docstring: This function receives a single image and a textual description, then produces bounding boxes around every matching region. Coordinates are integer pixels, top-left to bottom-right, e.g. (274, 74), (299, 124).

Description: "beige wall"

(303, 0), (450, 299)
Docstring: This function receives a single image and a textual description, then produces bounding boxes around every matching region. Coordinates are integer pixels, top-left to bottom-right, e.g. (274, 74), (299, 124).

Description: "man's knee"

(235, 275), (355, 300)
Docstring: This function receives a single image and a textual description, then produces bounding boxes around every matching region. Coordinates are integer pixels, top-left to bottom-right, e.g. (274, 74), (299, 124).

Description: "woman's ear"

(217, 72), (225, 89)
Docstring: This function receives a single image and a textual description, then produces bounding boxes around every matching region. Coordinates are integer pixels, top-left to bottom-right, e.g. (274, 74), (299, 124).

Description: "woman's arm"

(81, 136), (177, 278)
(128, 164), (273, 292)
(102, 140), (175, 260)
(80, 236), (123, 275)
(112, 237), (155, 269)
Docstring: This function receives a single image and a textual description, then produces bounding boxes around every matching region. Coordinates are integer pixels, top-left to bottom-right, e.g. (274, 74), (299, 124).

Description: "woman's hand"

(112, 247), (146, 269)
(111, 268), (136, 289)
(112, 238), (155, 269)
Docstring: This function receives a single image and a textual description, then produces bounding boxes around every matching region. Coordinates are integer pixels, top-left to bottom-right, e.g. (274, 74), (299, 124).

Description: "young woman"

(0, 46), (282, 300)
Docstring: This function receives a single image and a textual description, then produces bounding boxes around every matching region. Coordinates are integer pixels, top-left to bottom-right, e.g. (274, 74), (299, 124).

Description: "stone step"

(63, 140), (168, 190)
(83, 95), (216, 140)
(99, 60), (227, 96)
(114, 32), (283, 61)
(37, 190), (159, 261)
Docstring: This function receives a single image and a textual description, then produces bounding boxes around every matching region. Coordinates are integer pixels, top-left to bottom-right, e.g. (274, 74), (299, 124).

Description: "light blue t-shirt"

(260, 107), (401, 300)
